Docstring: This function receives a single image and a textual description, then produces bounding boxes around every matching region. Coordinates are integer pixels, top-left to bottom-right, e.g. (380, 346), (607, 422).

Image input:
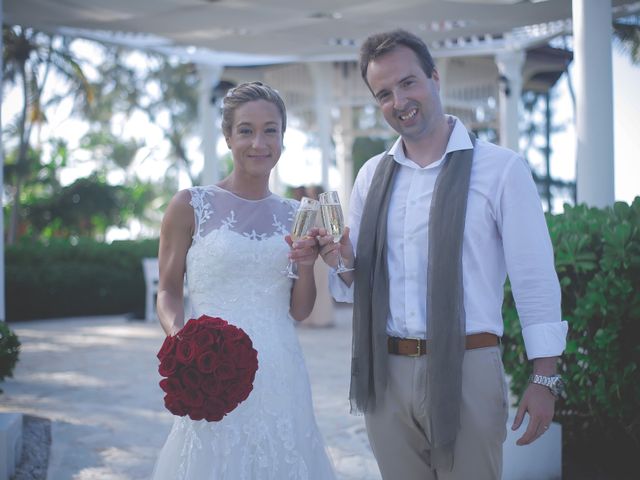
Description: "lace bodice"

(185, 185), (298, 326)
(189, 185), (297, 241)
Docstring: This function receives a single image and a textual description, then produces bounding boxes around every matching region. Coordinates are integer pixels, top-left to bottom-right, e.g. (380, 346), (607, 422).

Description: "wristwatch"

(529, 374), (564, 398)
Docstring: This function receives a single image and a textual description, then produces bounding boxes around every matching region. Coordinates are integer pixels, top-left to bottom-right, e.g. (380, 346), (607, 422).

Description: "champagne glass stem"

(284, 258), (299, 279)
(335, 248), (354, 273)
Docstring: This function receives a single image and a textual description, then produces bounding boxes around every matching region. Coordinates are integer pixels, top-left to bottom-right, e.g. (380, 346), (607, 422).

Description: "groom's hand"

(317, 227), (354, 270)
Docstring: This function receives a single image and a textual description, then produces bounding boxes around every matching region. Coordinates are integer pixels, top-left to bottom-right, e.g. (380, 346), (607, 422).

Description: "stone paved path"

(0, 306), (381, 480)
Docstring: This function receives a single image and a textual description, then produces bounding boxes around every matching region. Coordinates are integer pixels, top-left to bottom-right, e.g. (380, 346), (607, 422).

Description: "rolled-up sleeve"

(497, 156), (568, 359)
(328, 269), (354, 302)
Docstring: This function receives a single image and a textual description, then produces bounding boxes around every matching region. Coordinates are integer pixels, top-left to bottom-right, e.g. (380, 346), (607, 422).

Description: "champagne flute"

(284, 197), (319, 279)
(319, 191), (354, 274)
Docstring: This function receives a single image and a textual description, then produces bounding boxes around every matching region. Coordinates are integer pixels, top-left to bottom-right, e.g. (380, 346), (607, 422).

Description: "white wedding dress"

(152, 185), (336, 480)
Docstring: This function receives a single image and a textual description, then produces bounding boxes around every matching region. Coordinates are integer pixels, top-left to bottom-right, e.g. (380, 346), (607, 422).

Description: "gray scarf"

(351, 131), (475, 471)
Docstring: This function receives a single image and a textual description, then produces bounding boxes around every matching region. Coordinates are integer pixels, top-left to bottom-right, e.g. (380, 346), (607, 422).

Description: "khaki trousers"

(365, 346), (509, 480)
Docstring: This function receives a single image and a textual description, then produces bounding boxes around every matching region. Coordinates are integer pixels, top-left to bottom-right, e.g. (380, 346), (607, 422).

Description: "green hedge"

(0, 322), (20, 392)
(503, 197), (640, 475)
(6, 238), (159, 321)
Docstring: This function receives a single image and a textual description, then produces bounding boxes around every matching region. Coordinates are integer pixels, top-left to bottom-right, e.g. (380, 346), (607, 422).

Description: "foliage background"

(0, 322), (21, 392)
(6, 238), (158, 321)
(502, 197), (640, 477)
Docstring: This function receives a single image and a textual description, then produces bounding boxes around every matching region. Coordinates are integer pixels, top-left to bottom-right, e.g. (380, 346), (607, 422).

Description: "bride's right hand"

(287, 227), (320, 268)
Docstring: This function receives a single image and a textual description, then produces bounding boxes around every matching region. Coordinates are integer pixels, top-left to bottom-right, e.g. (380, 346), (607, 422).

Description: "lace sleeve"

(187, 186), (300, 241)
(188, 187), (213, 240)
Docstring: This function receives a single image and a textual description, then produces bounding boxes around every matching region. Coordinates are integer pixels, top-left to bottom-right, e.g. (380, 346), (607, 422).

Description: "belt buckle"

(407, 337), (421, 357)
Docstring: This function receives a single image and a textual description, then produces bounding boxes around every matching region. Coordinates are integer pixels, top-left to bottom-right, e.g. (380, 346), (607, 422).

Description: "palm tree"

(613, 15), (640, 65)
(143, 59), (201, 185)
(2, 25), (93, 244)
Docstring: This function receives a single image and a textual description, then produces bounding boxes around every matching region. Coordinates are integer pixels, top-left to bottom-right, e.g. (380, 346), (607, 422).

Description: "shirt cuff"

(328, 268), (354, 303)
(522, 321), (569, 359)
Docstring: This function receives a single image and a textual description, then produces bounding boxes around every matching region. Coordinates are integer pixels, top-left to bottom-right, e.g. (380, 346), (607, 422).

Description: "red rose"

(164, 394), (188, 417)
(222, 396), (239, 414)
(236, 348), (258, 369)
(179, 320), (201, 339)
(180, 367), (203, 389)
(205, 398), (227, 422)
(188, 408), (206, 421)
(223, 325), (246, 343)
(236, 367), (257, 385)
(198, 315), (227, 329)
(157, 315), (259, 422)
(214, 361), (237, 381)
(196, 351), (218, 374)
(194, 329), (216, 349)
(159, 377), (182, 394)
(158, 354), (178, 377)
(205, 410), (225, 422)
(176, 339), (198, 364)
(157, 335), (177, 360)
(181, 387), (204, 408)
(201, 376), (222, 397)
(227, 382), (253, 404)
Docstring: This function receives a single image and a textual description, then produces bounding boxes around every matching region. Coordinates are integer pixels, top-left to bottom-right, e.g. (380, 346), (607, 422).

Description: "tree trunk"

(7, 180), (22, 245)
(8, 58), (30, 245)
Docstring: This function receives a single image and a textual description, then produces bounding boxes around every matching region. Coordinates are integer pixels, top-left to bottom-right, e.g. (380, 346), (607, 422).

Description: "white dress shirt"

(329, 116), (567, 360)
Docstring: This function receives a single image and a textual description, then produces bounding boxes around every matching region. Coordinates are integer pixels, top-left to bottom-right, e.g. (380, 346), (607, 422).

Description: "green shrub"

(6, 238), (159, 321)
(0, 322), (20, 392)
(502, 197), (640, 474)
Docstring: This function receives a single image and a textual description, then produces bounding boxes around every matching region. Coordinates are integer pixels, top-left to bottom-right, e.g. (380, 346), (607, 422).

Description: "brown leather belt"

(387, 333), (499, 356)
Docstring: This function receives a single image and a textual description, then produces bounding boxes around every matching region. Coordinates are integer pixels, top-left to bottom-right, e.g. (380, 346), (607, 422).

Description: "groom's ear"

(225, 137), (231, 149)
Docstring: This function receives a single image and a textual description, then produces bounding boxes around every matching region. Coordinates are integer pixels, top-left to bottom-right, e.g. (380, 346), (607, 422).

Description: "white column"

(334, 105), (354, 213)
(198, 64), (223, 186)
(573, 0), (615, 207)
(495, 50), (525, 153)
(1, 0), (6, 322)
(309, 63), (333, 191)
(437, 57), (450, 107)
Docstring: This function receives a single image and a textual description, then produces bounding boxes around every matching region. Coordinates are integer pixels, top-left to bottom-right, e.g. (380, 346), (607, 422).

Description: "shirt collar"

(388, 115), (472, 169)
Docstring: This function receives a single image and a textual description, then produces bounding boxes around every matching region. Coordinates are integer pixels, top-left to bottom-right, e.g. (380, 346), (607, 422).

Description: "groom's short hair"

(359, 29), (436, 89)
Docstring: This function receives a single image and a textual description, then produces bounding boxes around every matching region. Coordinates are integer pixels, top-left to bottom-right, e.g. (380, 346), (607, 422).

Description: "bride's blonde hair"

(221, 81), (287, 139)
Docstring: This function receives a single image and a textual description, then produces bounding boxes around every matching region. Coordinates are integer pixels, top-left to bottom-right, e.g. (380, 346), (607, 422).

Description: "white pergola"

(2, 0), (638, 321)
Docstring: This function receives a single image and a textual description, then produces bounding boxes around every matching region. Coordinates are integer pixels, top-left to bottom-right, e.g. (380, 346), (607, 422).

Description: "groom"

(319, 29), (567, 479)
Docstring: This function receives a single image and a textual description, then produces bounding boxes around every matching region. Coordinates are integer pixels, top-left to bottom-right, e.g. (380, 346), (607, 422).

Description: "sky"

(611, 49), (640, 203)
(540, 48), (640, 206)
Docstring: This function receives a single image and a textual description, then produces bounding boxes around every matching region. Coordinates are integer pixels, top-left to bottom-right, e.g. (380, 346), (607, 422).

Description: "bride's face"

(226, 99), (283, 179)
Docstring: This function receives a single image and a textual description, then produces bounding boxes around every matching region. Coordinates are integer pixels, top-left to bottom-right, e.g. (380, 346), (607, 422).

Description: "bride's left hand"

(285, 227), (320, 267)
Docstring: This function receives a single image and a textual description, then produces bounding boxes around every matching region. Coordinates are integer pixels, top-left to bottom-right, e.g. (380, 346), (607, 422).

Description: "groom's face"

(366, 45), (443, 143)
(226, 99), (283, 179)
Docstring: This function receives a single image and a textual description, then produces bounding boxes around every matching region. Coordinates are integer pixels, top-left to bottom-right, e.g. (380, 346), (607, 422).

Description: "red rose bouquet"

(157, 314), (259, 422)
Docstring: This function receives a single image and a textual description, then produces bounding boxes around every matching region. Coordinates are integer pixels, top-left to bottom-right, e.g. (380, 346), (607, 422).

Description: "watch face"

(551, 377), (565, 396)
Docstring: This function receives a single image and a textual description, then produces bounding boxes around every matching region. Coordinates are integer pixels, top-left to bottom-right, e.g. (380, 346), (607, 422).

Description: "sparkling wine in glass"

(319, 191), (354, 274)
(284, 197), (319, 279)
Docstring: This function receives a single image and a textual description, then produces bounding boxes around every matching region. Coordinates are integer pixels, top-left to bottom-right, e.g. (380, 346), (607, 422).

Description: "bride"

(152, 81), (336, 479)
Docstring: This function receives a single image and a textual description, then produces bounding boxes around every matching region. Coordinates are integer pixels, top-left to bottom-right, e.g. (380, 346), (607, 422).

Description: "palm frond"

(613, 16), (640, 64)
